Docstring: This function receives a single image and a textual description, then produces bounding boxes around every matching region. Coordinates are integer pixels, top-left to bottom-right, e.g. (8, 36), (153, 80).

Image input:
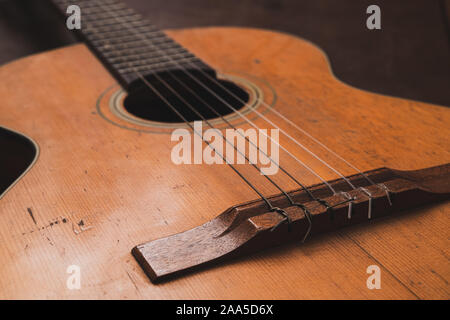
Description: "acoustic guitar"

(0, 0), (448, 299)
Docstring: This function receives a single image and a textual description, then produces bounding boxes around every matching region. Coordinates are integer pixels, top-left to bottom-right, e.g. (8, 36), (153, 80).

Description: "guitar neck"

(49, 0), (215, 91)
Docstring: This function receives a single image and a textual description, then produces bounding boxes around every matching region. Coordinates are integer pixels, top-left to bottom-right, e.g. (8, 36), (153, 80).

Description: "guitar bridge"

(132, 164), (450, 283)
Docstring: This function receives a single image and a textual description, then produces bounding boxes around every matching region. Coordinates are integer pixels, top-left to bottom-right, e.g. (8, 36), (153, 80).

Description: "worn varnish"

(0, 28), (449, 299)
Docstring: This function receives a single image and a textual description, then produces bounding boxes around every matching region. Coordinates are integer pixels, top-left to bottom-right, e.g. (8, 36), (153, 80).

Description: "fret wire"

(77, 2), (123, 8)
(90, 34), (160, 45)
(73, 0), (133, 15)
(80, 3), (134, 12)
(84, 24), (159, 36)
(82, 11), (138, 21)
(96, 39), (175, 52)
(98, 38), (175, 49)
(83, 13), (142, 24)
(81, 7), (130, 17)
(86, 28), (163, 41)
(117, 59), (208, 74)
(108, 51), (193, 64)
(116, 57), (201, 73)
(112, 53), (195, 68)
(103, 49), (188, 61)
(84, 19), (156, 32)
(118, 61), (208, 76)
(102, 44), (186, 58)
(81, 9), (141, 21)
(91, 35), (168, 46)
(105, 46), (187, 56)
(81, 3), (128, 14)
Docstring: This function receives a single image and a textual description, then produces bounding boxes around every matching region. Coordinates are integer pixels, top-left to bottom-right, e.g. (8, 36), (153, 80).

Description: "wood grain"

(0, 27), (448, 299)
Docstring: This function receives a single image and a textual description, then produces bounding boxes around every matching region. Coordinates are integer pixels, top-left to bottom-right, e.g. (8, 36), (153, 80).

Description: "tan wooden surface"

(0, 27), (448, 299)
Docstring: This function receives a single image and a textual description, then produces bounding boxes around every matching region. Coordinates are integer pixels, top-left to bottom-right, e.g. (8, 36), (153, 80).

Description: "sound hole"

(123, 72), (249, 123)
(0, 127), (37, 196)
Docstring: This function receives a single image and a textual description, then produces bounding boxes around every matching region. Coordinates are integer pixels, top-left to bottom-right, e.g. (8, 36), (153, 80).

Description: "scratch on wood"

(27, 208), (37, 225)
(126, 271), (141, 294)
(430, 269), (449, 285)
(21, 216), (69, 236)
(46, 236), (54, 246)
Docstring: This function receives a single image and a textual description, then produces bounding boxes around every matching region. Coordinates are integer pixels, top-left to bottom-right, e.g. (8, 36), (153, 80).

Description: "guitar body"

(0, 27), (448, 299)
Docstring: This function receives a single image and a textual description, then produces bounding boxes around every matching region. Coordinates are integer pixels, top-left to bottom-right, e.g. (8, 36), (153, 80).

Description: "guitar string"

(61, 0), (364, 236)
(55, 0), (386, 238)
(149, 72), (307, 209)
(93, 0), (340, 196)
(87, 0), (332, 234)
(135, 70), (316, 235)
(75, 1), (336, 194)
(177, 74), (387, 209)
(92, 0), (377, 225)
(96, 1), (384, 236)
(94, 2), (331, 235)
(147, 6), (387, 208)
(194, 71), (377, 186)
(95, 1), (374, 189)
(166, 71), (318, 202)
(78, 0), (373, 191)
(162, 71), (316, 236)
(134, 71), (274, 210)
(91, 0), (322, 229)
(166, 70), (357, 191)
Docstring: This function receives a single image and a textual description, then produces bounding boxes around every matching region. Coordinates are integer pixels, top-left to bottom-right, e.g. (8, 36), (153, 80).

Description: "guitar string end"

(270, 207), (292, 232)
(292, 203), (313, 243)
(338, 191), (354, 219)
(359, 187), (373, 219)
(377, 183), (393, 206)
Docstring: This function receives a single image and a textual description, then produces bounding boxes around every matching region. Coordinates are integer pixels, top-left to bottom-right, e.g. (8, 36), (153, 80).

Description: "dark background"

(0, 0), (449, 106)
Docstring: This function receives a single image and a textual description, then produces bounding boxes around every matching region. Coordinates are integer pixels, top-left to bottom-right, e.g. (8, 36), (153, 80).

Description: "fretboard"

(50, 0), (215, 90)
